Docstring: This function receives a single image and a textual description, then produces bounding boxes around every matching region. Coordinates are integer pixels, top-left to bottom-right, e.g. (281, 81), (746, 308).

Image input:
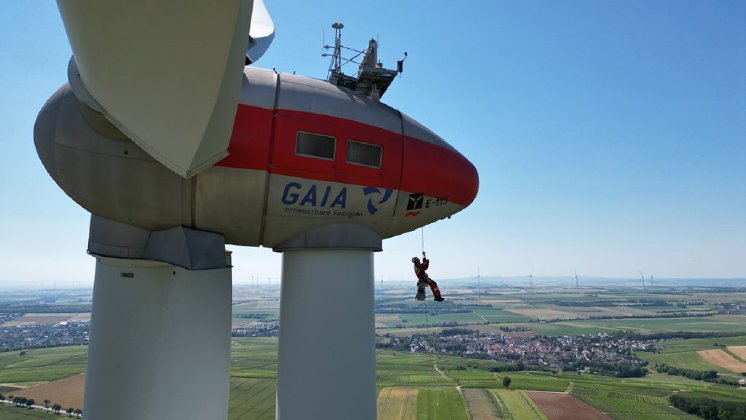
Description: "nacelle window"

(296, 132), (335, 160)
(347, 140), (382, 168)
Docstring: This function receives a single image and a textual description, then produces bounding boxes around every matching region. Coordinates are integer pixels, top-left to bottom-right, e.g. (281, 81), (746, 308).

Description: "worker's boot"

(415, 283), (426, 301)
(431, 284), (444, 302)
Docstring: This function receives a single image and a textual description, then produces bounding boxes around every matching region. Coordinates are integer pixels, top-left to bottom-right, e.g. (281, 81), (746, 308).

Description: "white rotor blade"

(57, 0), (254, 178)
(247, 0), (275, 63)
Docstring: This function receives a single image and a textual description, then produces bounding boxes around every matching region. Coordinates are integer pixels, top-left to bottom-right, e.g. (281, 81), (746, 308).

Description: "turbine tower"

(33, 2), (478, 420)
(473, 266), (482, 300)
(574, 269), (579, 294)
(639, 271), (647, 294)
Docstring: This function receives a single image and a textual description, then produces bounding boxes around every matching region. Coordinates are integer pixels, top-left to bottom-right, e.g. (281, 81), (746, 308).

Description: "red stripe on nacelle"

(217, 104), (478, 207)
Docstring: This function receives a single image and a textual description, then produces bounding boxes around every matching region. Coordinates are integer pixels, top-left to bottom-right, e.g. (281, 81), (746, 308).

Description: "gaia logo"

(362, 187), (393, 215)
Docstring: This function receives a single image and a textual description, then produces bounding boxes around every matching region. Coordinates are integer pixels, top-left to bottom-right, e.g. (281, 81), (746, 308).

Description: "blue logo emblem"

(362, 187), (393, 215)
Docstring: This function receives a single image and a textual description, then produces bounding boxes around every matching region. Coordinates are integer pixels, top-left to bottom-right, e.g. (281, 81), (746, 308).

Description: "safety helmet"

(412, 257), (419, 263)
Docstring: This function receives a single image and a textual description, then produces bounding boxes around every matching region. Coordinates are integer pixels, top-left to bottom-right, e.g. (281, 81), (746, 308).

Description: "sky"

(0, 1), (744, 288)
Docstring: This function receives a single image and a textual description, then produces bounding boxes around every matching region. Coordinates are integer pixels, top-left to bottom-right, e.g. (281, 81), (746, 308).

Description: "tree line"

(669, 394), (746, 420)
(0, 393), (82, 417)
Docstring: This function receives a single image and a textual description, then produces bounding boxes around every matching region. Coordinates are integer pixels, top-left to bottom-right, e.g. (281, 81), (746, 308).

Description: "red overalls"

(414, 258), (443, 301)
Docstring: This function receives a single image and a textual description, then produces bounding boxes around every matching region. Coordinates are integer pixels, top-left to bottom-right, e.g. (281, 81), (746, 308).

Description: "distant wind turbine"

(476, 266), (481, 300)
(574, 269), (579, 294)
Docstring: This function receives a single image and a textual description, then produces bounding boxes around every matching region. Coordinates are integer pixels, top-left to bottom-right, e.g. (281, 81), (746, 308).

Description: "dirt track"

(527, 391), (611, 420)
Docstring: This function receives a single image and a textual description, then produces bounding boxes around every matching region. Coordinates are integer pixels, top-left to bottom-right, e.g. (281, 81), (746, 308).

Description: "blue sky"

(0, 1), (744, 287)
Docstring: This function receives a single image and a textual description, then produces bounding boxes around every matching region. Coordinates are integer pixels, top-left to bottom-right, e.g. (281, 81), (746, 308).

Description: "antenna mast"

(326, 22), (344, 80)
(322, 22), (403, 100)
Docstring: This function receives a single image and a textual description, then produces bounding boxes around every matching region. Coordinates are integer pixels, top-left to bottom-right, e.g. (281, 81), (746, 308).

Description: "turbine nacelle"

(35, 68), (478, 248)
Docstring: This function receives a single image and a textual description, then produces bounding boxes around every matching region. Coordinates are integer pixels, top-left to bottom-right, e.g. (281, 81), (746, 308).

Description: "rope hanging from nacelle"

(421, 226), (425, 254)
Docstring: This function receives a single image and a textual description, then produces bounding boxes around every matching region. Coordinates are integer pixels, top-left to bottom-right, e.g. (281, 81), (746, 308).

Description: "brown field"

(500, 330), (536, 338)
(506, 308), (580, 320)
(527, 391), (611, 420)
(726, 346), (746, 360)
(697, 349), (746, 373)
(14, 373), (85, 410)
(462, 388), (500, 419)
(377, 387), (417, 420)
(482, 299), (522, 304)
(1, 313), (90, 327)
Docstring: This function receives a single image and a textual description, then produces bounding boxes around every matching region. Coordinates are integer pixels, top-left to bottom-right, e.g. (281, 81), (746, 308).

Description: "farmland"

(415, 388), (467, 420)
(697, 350), (746, 374)
(728, 346), (746, 360)
(1, 337), (745, 419)
(490, 389), (546, 419)
(2, 283), (746, 418)
(377, 387), (417, 420)
(527, 391), (610, 420)
(0, 405), (56, 419)
(11, 373), (85, 410)
(461, 388), (500, 419)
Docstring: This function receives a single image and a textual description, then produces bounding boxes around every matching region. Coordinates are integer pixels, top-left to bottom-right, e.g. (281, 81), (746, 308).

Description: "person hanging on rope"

(412, 252), (444, 302)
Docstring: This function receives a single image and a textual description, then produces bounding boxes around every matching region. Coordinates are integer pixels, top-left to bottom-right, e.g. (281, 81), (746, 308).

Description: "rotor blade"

(57, 0), (254, 178)
(246, 0), (275, 63)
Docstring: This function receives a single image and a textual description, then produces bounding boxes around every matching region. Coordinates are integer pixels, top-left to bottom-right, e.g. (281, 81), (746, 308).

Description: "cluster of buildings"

(720, 302), (746, 315)
(231, 321), (279, 337)
(383, 330), (654, 372)
(0, 320), (89, 352)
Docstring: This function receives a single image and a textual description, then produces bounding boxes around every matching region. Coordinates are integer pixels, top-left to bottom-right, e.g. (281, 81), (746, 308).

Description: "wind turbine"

(33, 2), (478, 419)
(574, 269), (580, 294)
(529, 273), (534, 295)
(476, 266), (482, 300)
(639, 271), (647, 294)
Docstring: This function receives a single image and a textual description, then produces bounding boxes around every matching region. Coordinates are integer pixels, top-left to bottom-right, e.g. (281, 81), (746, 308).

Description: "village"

(379, 329), (655, 376)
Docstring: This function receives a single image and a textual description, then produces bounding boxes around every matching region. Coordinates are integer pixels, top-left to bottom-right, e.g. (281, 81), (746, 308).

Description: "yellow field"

(697, 349), (746, 373)
(726, 346), (746, 360)
(14, 373), (85, 410)
(505, 308), (579, 320)
(377, 387), (418, 420)
(1, 313), (90, 327)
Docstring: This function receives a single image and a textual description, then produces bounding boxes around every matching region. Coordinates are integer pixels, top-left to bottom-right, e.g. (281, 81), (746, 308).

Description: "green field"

(228, 378), (275, 420)
(490, 389), (546, 419)
(4, 286), (746, 419)
(636, 335), (746, 377)
(3, 338), (746, 419)
(0, 405), (57, 419)
(415, 388), (467, 420)
(502, 316), (746, 337)
(0, 346), (87, 383)
(571, 385), (695, 419)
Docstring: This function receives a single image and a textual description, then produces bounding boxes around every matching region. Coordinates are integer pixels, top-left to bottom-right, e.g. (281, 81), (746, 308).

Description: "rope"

(421, 227), (425, 254)
(419, 226), (438, 405)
